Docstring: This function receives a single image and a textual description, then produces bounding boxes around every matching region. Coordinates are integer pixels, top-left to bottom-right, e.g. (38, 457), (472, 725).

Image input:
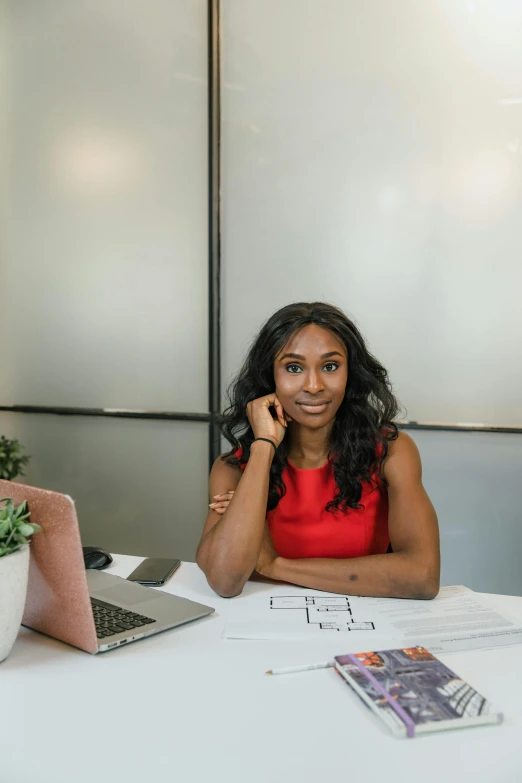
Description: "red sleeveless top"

(235, 448), (389, 559)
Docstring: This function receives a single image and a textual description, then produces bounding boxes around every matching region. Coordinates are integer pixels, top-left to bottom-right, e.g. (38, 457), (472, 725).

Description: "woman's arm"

(196, 440), (274, 597)
(197, 393), (290, 597)
(257, 432), (440, 599)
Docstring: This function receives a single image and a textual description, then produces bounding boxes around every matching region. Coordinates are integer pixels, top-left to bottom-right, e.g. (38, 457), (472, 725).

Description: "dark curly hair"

(221, 302), (402, 513)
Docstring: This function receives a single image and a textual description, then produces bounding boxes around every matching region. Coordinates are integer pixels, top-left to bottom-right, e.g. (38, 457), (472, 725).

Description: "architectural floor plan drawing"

(270, 595), (375, 632)
(223, 585), (393, 641)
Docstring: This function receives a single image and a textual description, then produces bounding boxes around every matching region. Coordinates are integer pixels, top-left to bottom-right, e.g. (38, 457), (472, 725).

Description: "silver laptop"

(0, 480), (215, 654)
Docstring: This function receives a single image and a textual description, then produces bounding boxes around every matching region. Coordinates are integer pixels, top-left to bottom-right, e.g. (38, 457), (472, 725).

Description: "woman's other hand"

(208, 490), (235, 515)
(246, 393), (291, 448)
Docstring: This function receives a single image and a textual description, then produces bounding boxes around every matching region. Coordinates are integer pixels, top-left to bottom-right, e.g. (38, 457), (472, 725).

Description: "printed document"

(224, 584), (522, 652)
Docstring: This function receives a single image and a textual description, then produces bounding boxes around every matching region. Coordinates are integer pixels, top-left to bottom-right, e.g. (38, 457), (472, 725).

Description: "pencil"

(266, 661), (334, 675)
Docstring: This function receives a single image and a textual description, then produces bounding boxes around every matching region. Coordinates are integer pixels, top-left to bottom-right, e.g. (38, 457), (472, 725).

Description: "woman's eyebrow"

(278, 351), (344, 362)
(321, 351), (344, 359)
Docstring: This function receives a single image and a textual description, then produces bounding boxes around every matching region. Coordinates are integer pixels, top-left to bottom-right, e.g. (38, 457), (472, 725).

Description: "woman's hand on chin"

(247, 393), (291, 449)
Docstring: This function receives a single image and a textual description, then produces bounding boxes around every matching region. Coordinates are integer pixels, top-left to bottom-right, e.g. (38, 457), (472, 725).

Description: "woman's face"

(273, 324), (348, 428)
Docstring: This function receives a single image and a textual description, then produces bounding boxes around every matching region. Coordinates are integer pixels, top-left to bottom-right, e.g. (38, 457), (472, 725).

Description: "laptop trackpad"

(97, 584), (160, 606)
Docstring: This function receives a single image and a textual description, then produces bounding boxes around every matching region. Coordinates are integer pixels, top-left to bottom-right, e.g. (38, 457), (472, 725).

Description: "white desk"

(2, 556), (522, 783)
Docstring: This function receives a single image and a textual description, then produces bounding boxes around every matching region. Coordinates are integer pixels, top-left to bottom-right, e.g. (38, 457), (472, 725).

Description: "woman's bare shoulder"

(382, 431), (422, 484)
(210, 452), (242, 490)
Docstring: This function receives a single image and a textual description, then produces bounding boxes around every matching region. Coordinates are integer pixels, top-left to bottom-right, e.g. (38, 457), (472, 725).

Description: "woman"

(196, 302), (440, 599)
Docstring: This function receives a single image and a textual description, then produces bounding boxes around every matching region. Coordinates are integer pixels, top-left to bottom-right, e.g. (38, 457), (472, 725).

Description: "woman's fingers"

(209, 489), (234, 513)
(260, 393), (286, 428)
(247, 392), (289, 445)
(273, 395), (287, 428)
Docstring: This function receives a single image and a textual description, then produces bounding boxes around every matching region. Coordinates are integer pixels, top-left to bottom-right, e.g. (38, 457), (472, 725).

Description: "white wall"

(221, 0), (522, 427)
(0, 412), (209, 562)
(0, 0), (210, 560)
(1, 0), (208, 412)
(409, 430), (522, 596)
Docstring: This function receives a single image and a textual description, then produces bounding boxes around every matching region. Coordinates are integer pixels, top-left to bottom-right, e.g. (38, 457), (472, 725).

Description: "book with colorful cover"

(334, 647), (503, 738)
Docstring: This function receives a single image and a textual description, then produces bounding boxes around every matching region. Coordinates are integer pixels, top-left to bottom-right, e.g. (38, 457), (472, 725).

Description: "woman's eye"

(286, 363), (339, 373)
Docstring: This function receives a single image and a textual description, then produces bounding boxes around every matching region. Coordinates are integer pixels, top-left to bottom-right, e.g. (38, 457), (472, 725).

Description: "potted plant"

(0, 499), (41, 662)
(0, 435), (30, 480)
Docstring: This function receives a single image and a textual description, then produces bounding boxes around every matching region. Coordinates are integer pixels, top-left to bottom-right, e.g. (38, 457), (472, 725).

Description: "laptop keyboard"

(91, 598), (157, 640)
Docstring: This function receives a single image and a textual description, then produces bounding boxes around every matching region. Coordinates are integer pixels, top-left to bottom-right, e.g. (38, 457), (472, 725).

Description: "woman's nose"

(303, 370), (325, 393)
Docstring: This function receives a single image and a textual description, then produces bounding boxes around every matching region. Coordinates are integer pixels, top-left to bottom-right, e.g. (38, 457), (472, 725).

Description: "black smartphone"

(126, 557), (181, 586)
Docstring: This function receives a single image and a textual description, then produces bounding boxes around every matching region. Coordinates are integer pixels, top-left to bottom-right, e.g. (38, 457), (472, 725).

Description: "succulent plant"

(0, 436), (30, 481)
(0, 498), (40, 557)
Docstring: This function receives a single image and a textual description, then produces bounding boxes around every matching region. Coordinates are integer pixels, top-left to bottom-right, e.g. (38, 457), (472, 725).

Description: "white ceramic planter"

(0, 545), (30, 663)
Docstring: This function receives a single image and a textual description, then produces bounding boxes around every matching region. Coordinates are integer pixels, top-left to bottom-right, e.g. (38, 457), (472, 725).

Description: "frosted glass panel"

(409, 430), (522, 596)
(0, 413), (209, 561)
(1, 0), (208, 412)
(222, 0), (522, 427)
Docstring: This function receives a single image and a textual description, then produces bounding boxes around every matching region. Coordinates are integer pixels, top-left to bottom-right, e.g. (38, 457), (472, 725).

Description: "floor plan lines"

(270, 596), (375, 632)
